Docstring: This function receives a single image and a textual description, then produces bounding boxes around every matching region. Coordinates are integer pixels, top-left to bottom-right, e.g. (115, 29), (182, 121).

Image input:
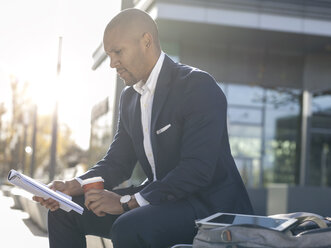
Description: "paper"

(7, 169), (84, 215)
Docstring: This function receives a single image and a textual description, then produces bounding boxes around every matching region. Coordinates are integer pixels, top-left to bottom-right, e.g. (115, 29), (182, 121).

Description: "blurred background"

(0, 0), (331, 233)
(0, 0), (121, 181)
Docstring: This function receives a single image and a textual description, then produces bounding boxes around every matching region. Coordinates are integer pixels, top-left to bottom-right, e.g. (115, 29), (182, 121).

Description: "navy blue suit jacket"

(80, 55), (253, 218)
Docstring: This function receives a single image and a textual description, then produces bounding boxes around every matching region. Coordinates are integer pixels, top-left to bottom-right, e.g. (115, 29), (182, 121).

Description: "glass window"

(161, 41), (180, 62)
(309, 92), (331, 186)
(228, 107), (262, 125)
(312, 94), (331, 114)
(264, 88), (300, 185)
(89, 107), (113, 165)
(227, 84), (264, 107)
(224, 83), (264, 187)
(265, 88), (300, 112)
(309, 133), (331, 187)
(224, 83), (301, 187)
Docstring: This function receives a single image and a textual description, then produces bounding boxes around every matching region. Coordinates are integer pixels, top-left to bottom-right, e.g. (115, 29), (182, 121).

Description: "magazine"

(7, 169), (83, 215)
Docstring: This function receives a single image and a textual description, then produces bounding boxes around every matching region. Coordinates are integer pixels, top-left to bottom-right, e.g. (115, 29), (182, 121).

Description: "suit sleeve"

(140, 71), (228, 204)
(78, 90), (137, 190)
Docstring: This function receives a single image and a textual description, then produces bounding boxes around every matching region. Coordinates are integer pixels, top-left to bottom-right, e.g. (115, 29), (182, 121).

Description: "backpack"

(192, 212), (331, 248)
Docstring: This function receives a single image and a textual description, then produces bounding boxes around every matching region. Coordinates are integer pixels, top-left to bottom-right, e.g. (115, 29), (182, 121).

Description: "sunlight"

(27, 76), (59, 115)
(0, 0), (120, 149)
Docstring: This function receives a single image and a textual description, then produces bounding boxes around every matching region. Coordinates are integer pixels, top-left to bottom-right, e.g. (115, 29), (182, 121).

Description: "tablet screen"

(208, 214), (288, 229)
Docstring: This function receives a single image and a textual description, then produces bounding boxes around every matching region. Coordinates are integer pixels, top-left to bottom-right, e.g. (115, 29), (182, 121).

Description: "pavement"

(0, 190), (49, 248)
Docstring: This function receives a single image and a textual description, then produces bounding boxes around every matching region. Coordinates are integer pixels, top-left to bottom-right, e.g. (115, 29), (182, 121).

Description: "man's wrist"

(128, 195), (139, 210)
(120, 195), (139, 212)
(65, 178), (84, 196)
(134, 192), (150, 206)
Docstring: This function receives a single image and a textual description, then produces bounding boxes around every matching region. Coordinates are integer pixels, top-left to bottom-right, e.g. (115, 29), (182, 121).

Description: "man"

(34, 8), (253, 248)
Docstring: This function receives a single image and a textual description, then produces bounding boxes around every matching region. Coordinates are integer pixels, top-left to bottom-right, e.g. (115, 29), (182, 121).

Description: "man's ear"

(142, 32), (153, 49)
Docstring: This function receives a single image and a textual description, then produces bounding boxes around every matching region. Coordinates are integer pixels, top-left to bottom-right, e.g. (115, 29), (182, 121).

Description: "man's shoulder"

(170, 61), (215, 84)
(172, 63), (218, 92)
(161, 54), (215, 84)
(168, 60), (225, 103)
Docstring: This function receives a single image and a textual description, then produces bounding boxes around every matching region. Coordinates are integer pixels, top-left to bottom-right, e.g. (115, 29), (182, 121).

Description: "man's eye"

(115, 50), (121, 54)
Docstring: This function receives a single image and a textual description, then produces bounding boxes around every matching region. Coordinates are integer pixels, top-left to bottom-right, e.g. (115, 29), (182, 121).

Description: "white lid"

(82, 176), (104, 186)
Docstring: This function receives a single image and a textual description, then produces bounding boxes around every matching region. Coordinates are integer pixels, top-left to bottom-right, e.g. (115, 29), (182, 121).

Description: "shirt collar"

(133, 51), (165, 95)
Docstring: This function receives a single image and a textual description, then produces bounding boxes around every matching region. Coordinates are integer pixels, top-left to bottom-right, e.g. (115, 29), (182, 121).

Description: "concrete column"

(299, 90), (312, 186)
(299, 53), (331, 185)
(266, 184), (288, 215)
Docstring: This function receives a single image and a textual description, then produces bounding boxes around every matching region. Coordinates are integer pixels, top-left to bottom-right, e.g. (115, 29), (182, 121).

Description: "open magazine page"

(7, 169), (84, 215)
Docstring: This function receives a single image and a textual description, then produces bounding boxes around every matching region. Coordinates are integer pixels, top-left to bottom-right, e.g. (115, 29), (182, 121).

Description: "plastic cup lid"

(82, 177), (104, 186)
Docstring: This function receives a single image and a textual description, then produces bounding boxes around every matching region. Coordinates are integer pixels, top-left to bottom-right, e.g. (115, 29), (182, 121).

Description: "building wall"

(180, 41), (305, 89)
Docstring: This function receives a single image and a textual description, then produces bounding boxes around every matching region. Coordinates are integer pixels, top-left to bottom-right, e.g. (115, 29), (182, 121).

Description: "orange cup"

(82, 177), (104, 193)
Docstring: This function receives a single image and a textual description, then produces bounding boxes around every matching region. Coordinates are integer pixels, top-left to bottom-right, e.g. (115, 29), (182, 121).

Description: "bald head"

(104, 8), (160, 51)
(102, 9), (162, 86)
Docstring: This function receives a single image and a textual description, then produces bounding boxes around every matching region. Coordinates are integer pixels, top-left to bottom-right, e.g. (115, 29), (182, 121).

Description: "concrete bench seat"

(1, 185), (13, 197)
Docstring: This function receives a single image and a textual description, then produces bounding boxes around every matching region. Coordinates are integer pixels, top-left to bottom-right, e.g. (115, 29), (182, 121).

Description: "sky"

(0, 0), (121, 149)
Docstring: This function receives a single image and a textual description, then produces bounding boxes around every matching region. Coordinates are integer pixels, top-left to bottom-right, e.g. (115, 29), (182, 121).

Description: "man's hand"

(84, 189), (124, 217)
(32, 179), (83, 212)
(32, 180), (66, 211)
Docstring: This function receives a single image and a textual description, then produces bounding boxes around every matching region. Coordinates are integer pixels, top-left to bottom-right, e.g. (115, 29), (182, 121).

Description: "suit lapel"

(151, 55), (175, 134)
(150, 56), (176, 178)
(131, 93), (142, 143)
(129, 55), (176, 180)
(131, 90), (154, 180)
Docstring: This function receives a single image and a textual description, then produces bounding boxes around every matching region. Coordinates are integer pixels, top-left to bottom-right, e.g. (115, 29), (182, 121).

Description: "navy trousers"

(47, 187), (197, 248)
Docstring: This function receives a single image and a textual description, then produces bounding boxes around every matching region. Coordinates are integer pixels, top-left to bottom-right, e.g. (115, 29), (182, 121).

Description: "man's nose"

(110, 56), (119, 68)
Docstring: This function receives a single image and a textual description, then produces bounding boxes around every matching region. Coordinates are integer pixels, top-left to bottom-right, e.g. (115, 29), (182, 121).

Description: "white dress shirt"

(133, 51), (165, 206)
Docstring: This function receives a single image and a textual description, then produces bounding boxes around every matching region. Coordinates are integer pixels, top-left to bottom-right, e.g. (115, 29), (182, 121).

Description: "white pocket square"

(156, 124), (171, 135)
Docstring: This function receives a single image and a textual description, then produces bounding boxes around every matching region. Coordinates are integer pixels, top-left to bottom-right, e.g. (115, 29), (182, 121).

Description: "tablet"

(196, 212), (298, 231)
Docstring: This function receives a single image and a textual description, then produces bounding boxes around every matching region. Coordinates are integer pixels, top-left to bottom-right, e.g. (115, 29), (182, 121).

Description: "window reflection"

(312, 93), (331, 114)
(89, 108), (113, 165)
(219, 82), (300, 187)
(265, 88), (300, 185)
(310, 92), (331, 186)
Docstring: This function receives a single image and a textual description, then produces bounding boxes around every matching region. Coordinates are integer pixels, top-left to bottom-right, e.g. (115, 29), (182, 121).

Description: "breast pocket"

(156, 124), (172, 135)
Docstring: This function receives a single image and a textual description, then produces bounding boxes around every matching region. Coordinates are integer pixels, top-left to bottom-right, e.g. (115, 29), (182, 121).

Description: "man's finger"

(85, 196), (100, 210)
(88, 199), (103, 212)
(84, 192), (103, 208)
(47, 200), (60, 210)
(32, 196), (44, 203)
(95, 211), (106, 217)
(84, 188), (103, 196)
(92, 203), (106, 217)
(44, 198), (58, 209)
(48, 180), (66, 193)
(50, 204), (60, 212)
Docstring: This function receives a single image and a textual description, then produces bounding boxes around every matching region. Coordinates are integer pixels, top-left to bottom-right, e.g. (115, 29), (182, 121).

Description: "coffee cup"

(82, 177), (104, 193)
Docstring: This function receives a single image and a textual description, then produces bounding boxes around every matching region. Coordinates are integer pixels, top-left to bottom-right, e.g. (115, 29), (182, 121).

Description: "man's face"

(103, 27), (148, 86)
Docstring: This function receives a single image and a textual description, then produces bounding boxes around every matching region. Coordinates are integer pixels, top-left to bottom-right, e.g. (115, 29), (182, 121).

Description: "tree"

(0, 102), (7, 176)
(1, 76), (86, 180)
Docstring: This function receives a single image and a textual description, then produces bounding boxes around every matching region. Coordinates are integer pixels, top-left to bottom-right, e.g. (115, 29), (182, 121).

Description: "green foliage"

(272, 140), (297, 184)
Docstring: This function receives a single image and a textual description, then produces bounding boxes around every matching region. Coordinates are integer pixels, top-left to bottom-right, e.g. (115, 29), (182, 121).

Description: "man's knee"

(48, 209), (66, 224)
(111, 213), (135, 242)
(111, 211), (151, 247)
(48, 207), (79, 231)
(111, 202), (196, 248)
